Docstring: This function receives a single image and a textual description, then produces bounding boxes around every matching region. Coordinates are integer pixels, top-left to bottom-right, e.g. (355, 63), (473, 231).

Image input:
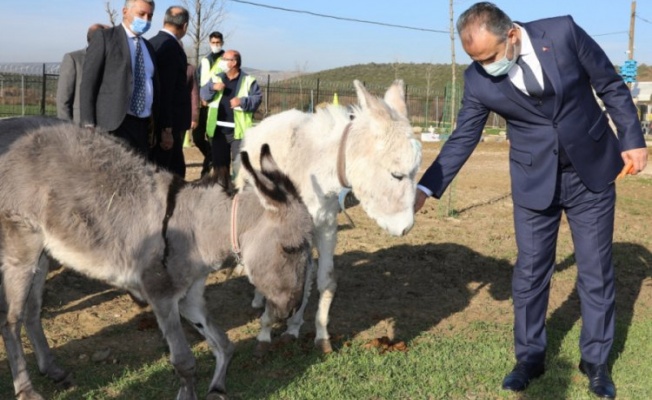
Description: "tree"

(181, 0), (227, 67)
(105, 1), (119, 26)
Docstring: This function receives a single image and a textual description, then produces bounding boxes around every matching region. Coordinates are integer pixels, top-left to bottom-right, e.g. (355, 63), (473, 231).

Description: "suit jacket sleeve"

(569, 17), (645, 151)
(56, 52), (76, 121)
(418, 72), (489, 198)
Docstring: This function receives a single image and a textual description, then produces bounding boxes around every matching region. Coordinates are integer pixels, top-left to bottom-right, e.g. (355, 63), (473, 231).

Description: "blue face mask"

(130, 17), (151, 36)
(482, 40), (518, 77)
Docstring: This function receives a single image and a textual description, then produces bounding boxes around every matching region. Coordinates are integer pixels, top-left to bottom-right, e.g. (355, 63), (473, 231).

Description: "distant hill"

(266, 62), (652, 94)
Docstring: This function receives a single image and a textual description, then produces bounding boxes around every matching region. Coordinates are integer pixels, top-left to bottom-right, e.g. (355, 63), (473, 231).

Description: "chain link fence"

(0, 63), (506, 131)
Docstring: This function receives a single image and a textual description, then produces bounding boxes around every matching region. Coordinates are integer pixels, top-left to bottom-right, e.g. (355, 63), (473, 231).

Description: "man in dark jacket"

(415, 3), (647, 398)
(149, 5), (190, 177)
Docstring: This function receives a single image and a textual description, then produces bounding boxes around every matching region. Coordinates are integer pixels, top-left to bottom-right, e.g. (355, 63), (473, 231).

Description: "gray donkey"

(0, 117), (313, 400)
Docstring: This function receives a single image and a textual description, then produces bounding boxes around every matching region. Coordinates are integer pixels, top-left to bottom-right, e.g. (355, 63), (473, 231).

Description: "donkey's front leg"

(149, 297), (198, 400)
(312, 224), (338, 353)
(179, 278), (234, 399)
(281, 257), (315, 340)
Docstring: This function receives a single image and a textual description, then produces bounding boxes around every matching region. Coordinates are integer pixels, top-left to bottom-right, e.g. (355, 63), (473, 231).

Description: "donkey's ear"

(259, 144), (280, 176)
(354, 80), (376, 110)
(240, 150), (279, 211)
(384, 79), (408, 118)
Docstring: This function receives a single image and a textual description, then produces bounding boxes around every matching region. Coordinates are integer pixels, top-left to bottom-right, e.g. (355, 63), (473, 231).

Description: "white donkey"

(239, 80), (422, 353)
(0, 117), (313, 400)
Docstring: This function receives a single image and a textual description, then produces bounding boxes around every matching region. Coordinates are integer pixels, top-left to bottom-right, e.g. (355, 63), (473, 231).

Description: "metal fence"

(0, 63), (507, 131)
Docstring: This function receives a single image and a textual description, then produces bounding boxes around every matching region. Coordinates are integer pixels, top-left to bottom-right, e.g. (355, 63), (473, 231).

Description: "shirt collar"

(515, 23), (534, 57)
(122, 23), (137, 39)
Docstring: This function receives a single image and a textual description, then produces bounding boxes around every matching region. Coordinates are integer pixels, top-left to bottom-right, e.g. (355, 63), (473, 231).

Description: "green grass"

(22, 319), (650, 399)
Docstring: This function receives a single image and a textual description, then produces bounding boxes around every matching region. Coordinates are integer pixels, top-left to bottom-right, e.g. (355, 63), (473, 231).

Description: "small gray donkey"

(0, 117), (313, 400)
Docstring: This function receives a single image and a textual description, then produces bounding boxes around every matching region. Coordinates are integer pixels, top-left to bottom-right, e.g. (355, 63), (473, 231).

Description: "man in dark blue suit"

(415, 2), (647, 398)
(149, 5), (191, 177)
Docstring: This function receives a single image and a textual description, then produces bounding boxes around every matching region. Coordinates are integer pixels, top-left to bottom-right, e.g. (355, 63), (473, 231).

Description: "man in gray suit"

(56, 23), (107, 124)
(80, 0), (159, 157)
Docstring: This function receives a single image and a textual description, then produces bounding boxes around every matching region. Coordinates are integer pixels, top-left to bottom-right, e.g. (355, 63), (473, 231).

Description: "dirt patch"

(2, 139), (651, 398)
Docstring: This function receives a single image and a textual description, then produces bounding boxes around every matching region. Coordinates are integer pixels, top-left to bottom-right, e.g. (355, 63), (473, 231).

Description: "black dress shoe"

(579, 359), (616, 399)
(501, 361), (545, 392)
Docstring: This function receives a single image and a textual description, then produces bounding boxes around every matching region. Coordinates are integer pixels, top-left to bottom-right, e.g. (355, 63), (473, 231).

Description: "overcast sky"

(1, 0), (650, 72)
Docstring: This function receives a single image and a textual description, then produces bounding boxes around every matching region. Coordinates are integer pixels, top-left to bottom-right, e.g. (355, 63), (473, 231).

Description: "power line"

(592, 31), (629, 37)
(636, 14), (652, 24)
(230, 1), (641, 41)
(230, 0), (449, 34)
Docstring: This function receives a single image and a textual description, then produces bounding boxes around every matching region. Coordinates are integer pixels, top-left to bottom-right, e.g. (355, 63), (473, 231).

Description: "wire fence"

(0, 63), (507, 131)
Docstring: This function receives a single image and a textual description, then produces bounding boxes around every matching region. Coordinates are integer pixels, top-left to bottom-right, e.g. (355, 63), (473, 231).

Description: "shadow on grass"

(0, 242), (649, 399)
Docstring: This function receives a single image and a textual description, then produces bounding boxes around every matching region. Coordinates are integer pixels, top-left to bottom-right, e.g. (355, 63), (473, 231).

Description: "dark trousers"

(210, 128), (240, 188)
(150, 128), (186, 178)
(110, 114), (151, 158)
(512, 169), (616, 365)
(192, 106), (212, 175)
(211, 128), (240, 172)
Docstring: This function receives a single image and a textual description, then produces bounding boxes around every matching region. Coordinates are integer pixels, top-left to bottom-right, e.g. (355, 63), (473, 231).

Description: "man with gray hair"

(149, 5), (191, 177)
(80, 0), (158, 157)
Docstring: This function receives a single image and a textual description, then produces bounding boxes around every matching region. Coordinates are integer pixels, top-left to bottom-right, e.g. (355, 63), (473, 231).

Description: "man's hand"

(622, 148), (648, 175)
(160, 128), (174, 150)
(190, 121), (197, 130)
(414, 189), (428, 213)
(230, 97), (241, 108)
(213, 81), (225, 91)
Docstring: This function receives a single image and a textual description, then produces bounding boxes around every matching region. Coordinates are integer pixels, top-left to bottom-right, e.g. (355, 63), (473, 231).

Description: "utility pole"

(449, 0), (456, 132)
(628, 0), (636, 61)
(446, 0), (456, 216)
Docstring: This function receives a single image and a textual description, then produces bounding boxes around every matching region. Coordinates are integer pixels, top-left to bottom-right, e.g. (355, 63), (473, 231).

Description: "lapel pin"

(542, 47), (550, 52)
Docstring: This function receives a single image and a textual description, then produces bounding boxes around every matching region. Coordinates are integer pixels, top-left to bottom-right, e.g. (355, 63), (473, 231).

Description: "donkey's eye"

(391, 172), (405, 181)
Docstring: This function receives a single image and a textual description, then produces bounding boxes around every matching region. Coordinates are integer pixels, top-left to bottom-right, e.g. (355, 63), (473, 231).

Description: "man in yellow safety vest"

(200, 49), (262, 187)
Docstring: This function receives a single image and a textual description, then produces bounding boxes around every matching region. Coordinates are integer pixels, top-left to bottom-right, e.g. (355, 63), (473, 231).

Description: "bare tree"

(181, 0), (227, 67)
(105, 1), (119, 26)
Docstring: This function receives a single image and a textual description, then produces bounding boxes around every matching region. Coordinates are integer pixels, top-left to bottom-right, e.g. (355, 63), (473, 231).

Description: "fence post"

(265, 74), (270, 116)
(41, 63), (46, 115)
(315, 78), (320, 110)
(21, 75), (25, 116)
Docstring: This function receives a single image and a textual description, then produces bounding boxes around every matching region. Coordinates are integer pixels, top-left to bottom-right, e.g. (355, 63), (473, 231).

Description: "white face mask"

(210, 44), (222, 54)
(482, 40), (518, 77)
(217, 59), (230, 73)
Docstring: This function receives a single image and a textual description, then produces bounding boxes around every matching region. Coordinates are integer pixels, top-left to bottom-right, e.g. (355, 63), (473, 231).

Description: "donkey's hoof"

(280, 333), (297, 344)
(206, 390), (228, 400)
(315, 338), (333, 354)
(253, 341), (271, 358)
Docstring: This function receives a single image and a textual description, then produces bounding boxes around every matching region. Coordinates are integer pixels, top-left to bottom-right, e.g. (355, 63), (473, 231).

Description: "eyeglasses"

(222, 58), (235, 62)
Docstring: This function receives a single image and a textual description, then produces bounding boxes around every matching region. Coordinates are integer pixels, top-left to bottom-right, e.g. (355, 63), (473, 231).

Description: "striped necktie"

(130, 36), (146, 115)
